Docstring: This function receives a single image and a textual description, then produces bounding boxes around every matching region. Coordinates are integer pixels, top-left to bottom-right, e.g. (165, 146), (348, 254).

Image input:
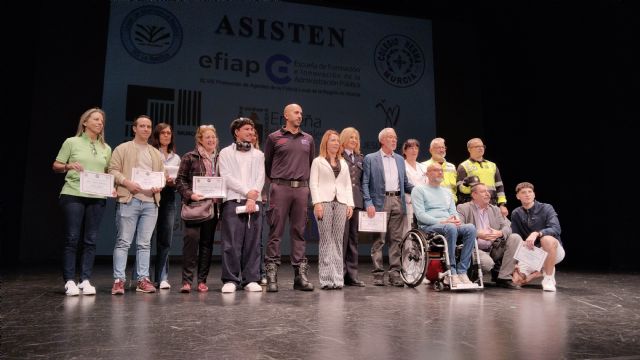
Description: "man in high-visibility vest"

(457, 138), (508, 217)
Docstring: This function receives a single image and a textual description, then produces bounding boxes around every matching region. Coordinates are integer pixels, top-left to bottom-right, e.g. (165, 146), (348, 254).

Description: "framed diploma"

(514, 242), (548, 272)
(131, 167), (165, 190)
(193, 176), (226, 198)
(358, 211), (387, 232)
(79, 170), (114, 197)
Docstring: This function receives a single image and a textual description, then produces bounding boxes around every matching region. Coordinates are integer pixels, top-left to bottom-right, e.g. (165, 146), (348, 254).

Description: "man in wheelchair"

(411, 162), (476, 287)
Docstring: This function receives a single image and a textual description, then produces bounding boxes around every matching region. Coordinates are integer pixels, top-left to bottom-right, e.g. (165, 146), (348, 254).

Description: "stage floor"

(2, 263), (639, 359)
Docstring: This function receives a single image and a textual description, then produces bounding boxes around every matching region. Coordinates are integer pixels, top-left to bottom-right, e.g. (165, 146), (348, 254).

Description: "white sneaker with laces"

(65, 280), (79, 296)
(159, 280), (171, 289)
(221, 282), (236, 293)
(78, 280), (96, 295)
(244, 282), (263, 292)
(542, 274), (557, 292)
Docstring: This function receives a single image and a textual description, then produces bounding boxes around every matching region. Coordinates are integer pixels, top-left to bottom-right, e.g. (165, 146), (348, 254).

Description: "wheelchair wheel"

(399, 230), (428, 287)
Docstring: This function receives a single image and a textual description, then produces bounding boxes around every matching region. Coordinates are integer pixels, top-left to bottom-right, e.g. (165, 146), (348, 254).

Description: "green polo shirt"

(56, 133), (112, 198)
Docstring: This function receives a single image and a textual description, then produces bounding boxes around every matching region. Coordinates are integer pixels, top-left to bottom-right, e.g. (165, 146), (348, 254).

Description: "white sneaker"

(221, 282), (236, 293)
(65, 280), (79, 296)
(244, 282), (262, 292)
(542, 274), (557, 292)
(159, 280), (171, 289)
(458, 273), (473, 285)
(78, 280), (96, 295)
(444, 274), (460, 287)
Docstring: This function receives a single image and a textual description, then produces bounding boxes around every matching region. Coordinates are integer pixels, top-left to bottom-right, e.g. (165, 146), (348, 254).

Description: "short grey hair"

(378, 128), (394, 143)
(430, 137), (445, 148)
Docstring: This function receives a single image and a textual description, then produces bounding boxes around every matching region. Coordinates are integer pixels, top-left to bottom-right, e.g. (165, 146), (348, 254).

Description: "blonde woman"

(175, 125), (220, 293)
(52, 108), (111, 296)
(339, 127), (365, 286)
(310, 130), (354, 289)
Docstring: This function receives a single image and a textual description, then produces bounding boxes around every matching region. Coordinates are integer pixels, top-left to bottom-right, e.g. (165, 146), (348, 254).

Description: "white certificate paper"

(193, 176), (226, 198)
(165, 165), (179, 179)
(131, 167), (165, 190)
(358, 211), (387, 232)
(514, 242), (548, 272)
(79, 170), (114, 197)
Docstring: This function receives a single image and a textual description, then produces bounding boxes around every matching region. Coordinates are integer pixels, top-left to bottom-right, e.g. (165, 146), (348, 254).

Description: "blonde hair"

(76, 108), (106, 146)
(319, 129), (341, 159)
(196, 124), (218, 153)
(339, 127), (361, 155)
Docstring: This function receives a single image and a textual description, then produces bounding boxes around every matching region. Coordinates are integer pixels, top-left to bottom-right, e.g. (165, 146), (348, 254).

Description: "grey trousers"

(371, 195), (405, 278)
(497, 233), (524, 279)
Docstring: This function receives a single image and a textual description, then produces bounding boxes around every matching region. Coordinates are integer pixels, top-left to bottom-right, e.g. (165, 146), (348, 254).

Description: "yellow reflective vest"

(456, 158), (506, 205)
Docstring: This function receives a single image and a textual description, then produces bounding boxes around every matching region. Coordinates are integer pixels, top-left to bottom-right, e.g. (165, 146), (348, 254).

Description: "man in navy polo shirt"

(263, 103), (315, 292)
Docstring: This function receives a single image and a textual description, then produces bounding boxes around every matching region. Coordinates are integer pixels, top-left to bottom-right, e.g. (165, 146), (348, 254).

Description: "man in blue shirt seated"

(411, 162), (476, 287)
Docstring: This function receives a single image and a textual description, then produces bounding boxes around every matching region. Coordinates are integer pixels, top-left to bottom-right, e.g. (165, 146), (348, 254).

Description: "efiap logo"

(121, 5), (183, 64)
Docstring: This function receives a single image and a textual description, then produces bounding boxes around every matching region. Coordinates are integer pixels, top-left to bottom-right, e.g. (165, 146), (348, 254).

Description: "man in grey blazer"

(362, 128), (414, 286)
(457, 182), (522, 289)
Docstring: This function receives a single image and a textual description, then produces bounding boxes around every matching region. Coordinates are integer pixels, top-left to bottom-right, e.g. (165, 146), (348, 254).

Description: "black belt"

(272, 178), (309, 188)
(385, 191), (400, 196)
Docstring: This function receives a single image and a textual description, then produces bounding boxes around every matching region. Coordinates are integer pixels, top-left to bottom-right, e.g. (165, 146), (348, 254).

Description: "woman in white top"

(310, 130), (354, 289)
(402, 139), (427, 234)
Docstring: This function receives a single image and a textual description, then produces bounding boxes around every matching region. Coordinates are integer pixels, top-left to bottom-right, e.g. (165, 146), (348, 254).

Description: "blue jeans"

(153, 192), (177, 282)
(113, 198), (158, 281)
(422, 223), (476, 274)
(132, 191), (177, 283)
(59, 194), (106, 282)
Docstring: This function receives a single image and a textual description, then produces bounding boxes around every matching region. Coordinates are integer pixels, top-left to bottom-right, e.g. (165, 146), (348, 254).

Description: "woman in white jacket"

(310, 130), (354, 289)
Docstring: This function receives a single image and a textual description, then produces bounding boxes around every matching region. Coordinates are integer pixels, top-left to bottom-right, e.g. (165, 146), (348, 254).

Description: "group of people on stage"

(54, 103), (564, 296)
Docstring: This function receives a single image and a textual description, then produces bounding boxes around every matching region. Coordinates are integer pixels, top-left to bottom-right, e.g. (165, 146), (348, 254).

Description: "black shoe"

(496, 278), (521, 290)
(490, 269), (499, 283)
(265, 263), (279, 293)
(345, 278), (366, 287)
(293, 261), (314, 291)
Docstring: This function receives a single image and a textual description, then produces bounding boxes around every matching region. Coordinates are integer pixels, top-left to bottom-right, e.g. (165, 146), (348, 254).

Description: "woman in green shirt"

(52, 108), (112, 296)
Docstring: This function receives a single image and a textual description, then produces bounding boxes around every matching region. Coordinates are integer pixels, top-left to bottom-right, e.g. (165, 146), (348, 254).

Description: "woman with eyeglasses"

(175, 124), (220, 293)
(52, 107), (112, 296)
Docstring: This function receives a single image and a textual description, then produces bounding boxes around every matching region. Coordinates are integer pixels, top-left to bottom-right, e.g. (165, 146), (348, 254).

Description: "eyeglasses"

(90, 142), (97, 156)
(470, 145), (486, 149)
